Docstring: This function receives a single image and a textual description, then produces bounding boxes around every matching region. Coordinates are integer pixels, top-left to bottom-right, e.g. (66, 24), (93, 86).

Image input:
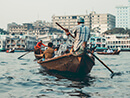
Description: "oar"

(88, 50), (121, 78)
(17, 50), (33, 59)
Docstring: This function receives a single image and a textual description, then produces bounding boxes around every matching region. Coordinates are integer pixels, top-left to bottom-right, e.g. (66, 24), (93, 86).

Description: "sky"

(0, 0), (129, 30)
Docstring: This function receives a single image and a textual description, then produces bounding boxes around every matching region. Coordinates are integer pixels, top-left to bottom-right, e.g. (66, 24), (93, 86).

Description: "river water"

(0, 52), (130, 98)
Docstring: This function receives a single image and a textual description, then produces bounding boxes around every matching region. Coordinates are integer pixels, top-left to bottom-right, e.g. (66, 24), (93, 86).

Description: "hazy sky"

(0, 0), (129, 30)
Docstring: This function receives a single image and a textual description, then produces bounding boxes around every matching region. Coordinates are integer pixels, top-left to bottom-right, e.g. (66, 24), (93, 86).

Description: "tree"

(103, 28), (129, 35)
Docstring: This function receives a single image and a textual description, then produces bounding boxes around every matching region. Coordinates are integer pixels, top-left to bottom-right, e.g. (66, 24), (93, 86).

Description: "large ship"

(105, 34), (130, 51)
(88, 36), (107, 52)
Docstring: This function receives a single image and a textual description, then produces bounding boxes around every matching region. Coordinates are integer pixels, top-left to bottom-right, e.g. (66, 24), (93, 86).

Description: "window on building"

(102, 44), (105, 47)
(97, 38), (101, 42)
(102, 39), (106, 42)
(72, 16), (77, 19)
(97, 44), (101, 47)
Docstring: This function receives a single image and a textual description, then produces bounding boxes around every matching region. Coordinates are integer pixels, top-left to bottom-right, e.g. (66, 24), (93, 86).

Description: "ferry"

(89, 37), (107, 52)
(105, 34), (130, 51)
(6, 34), (37, 52)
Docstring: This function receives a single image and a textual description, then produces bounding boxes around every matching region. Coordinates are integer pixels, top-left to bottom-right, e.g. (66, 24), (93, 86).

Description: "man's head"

(77, 17), (84, 24)
(48, 42), (53, 48)
(40, 40), (42, 43)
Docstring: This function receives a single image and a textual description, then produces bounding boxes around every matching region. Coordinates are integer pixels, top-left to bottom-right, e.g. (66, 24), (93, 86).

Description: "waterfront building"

(0, 29), (9, 51)
(7, 20), (53, 35)
(8, 23), (34, 35)
(5, 34), (37, 51)
(116, 0), (130, 29)
(0, 35), (7, 51)
(52, 11), (115, 33)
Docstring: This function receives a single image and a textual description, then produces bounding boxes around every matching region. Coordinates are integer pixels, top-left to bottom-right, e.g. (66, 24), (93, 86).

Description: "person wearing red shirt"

(36, 40), (46, 48)
(34, 40), (46, 54)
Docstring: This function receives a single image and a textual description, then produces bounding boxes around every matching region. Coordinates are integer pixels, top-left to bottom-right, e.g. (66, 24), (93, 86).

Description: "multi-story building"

(90, 11), (115, 34)
(0, 29), (9, 51)
(8, 23), (34, 35)
(7, 20), (61, 37)
(116, 0), (130, 29)
(52, 11), (115, 33)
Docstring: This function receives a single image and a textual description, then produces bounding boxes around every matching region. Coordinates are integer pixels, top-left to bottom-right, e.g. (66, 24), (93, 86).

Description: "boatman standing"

(65, 17), (90, 55)
(34, 40), (47, 54)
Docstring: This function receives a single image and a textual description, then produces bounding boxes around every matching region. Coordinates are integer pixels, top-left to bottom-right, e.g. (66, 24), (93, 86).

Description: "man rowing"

(34, 40), (47, 54)
(65, 17), (90, 55)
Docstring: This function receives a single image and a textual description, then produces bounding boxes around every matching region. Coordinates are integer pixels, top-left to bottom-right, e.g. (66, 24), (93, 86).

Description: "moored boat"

(96, 50), (120, 55)
(36, 51), (95, 78)
(6, 49), (15, 53)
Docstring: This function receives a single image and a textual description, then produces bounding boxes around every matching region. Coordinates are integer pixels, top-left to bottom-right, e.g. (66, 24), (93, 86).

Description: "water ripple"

(0, 52), (130, 98)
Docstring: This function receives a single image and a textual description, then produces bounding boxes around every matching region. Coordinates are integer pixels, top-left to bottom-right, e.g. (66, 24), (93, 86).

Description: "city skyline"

(0, 0), (128, 30)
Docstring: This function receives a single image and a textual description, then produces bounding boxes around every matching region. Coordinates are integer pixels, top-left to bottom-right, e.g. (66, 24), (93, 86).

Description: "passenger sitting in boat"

(117, 47), (121, 52)
(54, 46), (60, 57)
(42, 42), (54, 60)
(107, 49), (111, 53)
(103, 50), (106, 53)
(34, 40), (47, 54)
(56, 43), (69, 56)
(110, 49), (113, 53)
(107, 49), (113, 53)
(9, 48), (12, 52)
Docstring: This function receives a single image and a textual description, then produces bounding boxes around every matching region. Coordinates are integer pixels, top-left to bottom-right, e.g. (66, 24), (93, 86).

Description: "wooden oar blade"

(110, 72), (122, 78)
(17, 54), (26, 59)
(17, 50), (33, 59)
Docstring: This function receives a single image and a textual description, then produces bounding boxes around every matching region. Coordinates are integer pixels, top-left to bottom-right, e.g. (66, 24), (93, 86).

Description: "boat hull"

(37, 53), (95, 78)
(97, 51), (120, 55)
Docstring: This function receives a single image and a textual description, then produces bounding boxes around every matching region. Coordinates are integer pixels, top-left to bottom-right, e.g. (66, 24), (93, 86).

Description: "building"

(5, 34), (37, 51)
(7, 20), (62, 39)
(0, 35), (7, 51)
(116, 0), (130, 29)
(8, 23), (34, 35)
(52, 11), (115, 33)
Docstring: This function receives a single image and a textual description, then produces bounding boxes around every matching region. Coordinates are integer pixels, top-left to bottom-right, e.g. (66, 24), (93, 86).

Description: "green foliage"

(48, 27), (63, 33)
(103, 28), (130, 35)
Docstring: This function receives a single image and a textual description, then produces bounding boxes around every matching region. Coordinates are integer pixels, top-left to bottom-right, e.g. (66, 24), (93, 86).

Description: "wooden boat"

(34, 54), (43, 60)
(96, 50), (120, 55)
(36, 52), (95, 78)
(6, 49), (15, 53)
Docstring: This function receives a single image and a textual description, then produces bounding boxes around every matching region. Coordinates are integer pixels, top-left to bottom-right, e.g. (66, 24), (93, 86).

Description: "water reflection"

(36, 68), (96, 98)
